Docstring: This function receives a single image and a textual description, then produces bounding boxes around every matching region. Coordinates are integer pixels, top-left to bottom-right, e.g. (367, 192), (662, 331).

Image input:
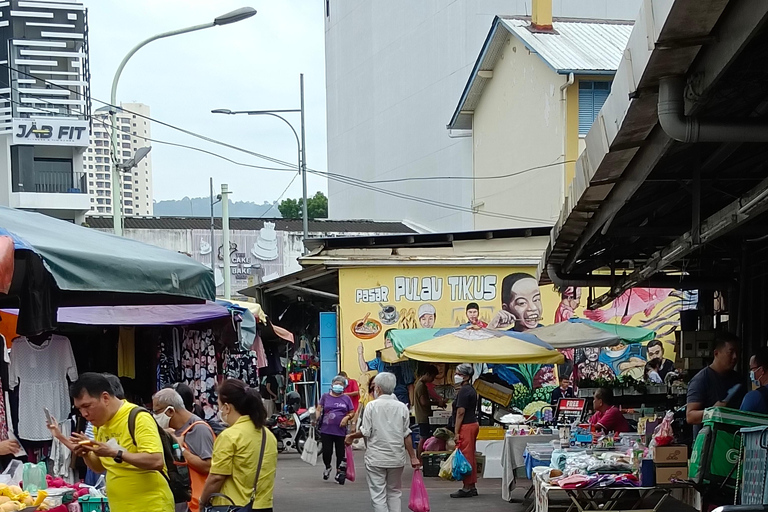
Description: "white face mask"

(217, 407), (229, 426)
(153, 407), (172, 429)
(454, 374), (465, 385)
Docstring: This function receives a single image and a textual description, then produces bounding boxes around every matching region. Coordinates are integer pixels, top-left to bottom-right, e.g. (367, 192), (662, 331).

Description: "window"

(124, 183), (132, 190)
(124, 191), (132, 198)
(133, 123), (136, 127)
(578, 81), (611, 135)
(97, 206), (104, 213)
(88, 173), (93, 177)
(106, 207), (111, 213)
(125, 208), (133, 214)
(95, 140), (103, 147)
(106, 199), (111, 205)
(125, 200), (133, 206)
(87, 148), (92, 152)
(122, 151), (131, 157)
(122, 143), (131, 149)
(89, 181), (94, 187)
(122, 134), (130, 141)
(97, 190), (104, 196)
(96, 198), (104, 205)
(88, 166), (93, 170)
(121, 126), (129, 132)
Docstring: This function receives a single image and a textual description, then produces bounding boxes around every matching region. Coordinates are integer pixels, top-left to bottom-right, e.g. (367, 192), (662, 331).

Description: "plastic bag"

(345, 444), (356, 482)
(408, 469), (430, 512)
(451, 449), (473, 481)
(423, 437), (445, 452)
(438, 450), (456, 480)
(301, 427), (319, 466)
(650, 411), (675, 449)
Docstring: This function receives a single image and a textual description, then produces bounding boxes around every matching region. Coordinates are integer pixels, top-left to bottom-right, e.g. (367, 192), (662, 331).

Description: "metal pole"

(221, 183), (231, 299)
(209, 177), (215, 271)
(300, 73), (309, 250)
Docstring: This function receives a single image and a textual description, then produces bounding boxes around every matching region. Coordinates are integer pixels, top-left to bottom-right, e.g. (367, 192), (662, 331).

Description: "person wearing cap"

(418, 304), (437, 328)
(451, 364), (479, 498)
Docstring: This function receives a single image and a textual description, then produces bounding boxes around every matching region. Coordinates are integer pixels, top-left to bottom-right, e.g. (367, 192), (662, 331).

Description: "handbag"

(204, 427), (268, 512)
(300, 426), (319, 466)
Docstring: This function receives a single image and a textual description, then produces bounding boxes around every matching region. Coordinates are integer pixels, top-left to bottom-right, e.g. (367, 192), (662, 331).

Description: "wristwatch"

(113, 450), (123, 463)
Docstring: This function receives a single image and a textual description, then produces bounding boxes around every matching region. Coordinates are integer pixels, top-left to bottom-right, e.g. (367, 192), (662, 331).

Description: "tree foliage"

(278, 191), (328, 219)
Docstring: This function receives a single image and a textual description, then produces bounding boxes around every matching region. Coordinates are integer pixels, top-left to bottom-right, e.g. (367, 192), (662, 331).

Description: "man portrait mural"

(490, 272), (543, 331)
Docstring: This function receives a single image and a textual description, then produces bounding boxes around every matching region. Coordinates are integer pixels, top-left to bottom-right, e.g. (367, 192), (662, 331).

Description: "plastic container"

(740, 426), (768, 505)
(421, 452), (451, 478)
(79, 496), (110, 512)
(477, 426), (505, 440)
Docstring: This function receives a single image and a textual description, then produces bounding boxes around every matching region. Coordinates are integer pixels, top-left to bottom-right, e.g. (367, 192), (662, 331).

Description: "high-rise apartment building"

(0, 0), (91, 223)
(324, 0), (643, 232)
(86, 103), (153, 217)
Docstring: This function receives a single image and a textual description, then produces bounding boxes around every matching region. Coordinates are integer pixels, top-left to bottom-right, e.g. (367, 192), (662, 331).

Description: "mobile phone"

(44, 408), (53, 425)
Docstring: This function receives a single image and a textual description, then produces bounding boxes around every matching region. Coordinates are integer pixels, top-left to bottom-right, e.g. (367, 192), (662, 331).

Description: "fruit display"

(511, 383), (532, 410)
(532, 385), (556, 403)
(0, 485), (49, 511)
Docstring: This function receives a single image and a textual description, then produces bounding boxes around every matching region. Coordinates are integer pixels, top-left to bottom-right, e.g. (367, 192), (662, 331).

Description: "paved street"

(273, 450), (525, 511)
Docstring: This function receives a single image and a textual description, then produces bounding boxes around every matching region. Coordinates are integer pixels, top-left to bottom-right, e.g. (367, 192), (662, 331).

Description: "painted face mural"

(499, 273), (543, 331)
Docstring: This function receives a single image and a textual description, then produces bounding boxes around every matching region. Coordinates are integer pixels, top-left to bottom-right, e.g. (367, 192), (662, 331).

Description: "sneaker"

(450, 489), (475, 498)
(323, 468), (332, 480)
(470, 488), (479, 497)
(335, 471), (346, 485)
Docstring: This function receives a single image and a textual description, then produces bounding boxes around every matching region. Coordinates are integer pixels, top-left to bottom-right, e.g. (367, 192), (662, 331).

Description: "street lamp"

(110, 7), (257, 235)
(211, 74), (309, 245)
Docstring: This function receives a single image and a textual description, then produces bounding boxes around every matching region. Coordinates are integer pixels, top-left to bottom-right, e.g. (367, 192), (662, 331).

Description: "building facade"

(87, 102), (153, 217)
(0, 0), (91, 223)
(324, 0), (642, 232)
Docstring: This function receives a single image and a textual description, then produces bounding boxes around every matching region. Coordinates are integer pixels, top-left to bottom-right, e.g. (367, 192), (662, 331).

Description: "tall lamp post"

(212, 73), (308, 244)
(110, 7), (257, 235)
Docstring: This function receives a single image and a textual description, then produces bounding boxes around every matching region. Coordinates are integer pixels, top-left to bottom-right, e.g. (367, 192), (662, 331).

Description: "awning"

(526, 318), (655, 348)
(0, 207), (215, 335)
(2, 302), (229, 326)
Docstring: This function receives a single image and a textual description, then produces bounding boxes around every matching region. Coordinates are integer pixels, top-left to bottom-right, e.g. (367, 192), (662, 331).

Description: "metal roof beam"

(589, 175), (768, 308)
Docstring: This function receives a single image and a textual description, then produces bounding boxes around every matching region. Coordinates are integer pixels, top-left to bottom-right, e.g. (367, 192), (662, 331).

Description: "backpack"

(128, 407), (192, 504)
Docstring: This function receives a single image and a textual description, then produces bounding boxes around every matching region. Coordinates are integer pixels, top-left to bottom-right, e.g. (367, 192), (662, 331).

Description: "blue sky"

(87, 0), (328, 205)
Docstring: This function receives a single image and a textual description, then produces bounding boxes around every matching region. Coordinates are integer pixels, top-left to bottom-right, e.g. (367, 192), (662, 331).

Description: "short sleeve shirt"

(453, 384), (478, 425)
(94, 402), (174, 512)
(413, 380), (431, 424)
(687, 366), (745, 435)
(344, 379), (360, 411)
(319, 393), (354, 436)
(209, 416), (278, 509)
(590, 406), (630, 433)
(176, 414), (214, 461)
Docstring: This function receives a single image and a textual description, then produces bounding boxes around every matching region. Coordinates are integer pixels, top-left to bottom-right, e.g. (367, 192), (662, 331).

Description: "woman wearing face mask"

(315, 375), (356, 483)
(200, 379), (278, 512)
(451, 364), (479, 499)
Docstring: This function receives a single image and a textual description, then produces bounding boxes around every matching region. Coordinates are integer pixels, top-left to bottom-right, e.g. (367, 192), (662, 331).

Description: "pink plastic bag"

(345, 444), (356, 482)
(409, 469), (430, 512)
(423, 436), (445, 452)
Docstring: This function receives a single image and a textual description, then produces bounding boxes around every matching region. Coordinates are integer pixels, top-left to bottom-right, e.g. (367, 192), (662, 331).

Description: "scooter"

(267, 391), (321, 454)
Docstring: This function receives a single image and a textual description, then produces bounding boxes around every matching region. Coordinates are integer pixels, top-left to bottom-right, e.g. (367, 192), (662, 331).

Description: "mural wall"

(338, 266), (697, 407)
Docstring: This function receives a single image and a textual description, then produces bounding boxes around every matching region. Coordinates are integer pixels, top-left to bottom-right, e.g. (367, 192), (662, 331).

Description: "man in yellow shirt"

(70, 373), (174, 512)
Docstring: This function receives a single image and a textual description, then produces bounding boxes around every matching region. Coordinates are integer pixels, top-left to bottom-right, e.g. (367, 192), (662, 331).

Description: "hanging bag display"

(204, 428), (268, 512)
(301, 426), (319, 466)
(408, 469), (430, 512)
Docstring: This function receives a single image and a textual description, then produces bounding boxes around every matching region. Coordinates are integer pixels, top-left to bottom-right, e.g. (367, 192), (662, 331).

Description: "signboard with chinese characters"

(12, 118), (90, 147)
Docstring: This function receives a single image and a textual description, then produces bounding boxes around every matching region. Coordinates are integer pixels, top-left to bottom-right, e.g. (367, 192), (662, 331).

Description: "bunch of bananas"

(0, 485), (49, 511)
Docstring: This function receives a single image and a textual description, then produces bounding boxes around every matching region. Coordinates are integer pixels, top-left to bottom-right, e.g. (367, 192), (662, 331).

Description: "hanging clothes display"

(117, 326), (136, 379)
(9, 334), (78, 441)
(252, 330), (268, 369)
(222, 348), (259, 388)
(0, 338), (10, 441)
(181, 328), (218, 420)
(157, 328), (181, 390)
(50, 419), (74, 483)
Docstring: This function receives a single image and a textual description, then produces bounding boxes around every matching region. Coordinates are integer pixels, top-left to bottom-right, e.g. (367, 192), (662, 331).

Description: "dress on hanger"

(9, 335), (78, 441)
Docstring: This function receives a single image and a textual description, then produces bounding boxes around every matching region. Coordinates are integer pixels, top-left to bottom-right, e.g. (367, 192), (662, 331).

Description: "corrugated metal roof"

(502, 18), (633, 74)
(448, 16), (633, 130)
(84, 216), (415, 234)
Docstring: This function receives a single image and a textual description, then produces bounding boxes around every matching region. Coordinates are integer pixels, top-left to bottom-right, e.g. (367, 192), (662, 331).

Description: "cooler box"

(690, 407), (768, 490)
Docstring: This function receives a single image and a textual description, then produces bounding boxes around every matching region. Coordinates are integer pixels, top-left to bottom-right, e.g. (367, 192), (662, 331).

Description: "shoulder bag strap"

(248, 427), (269, 504)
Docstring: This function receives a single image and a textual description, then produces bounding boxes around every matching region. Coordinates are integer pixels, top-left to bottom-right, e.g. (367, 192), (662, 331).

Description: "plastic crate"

(421, 451), (451, 478)
(740, 426), (768, 505)
(477, 426), (505, 440)
(473, 380), (513, 407)
(428, 416), (449, 425)
(79, 496), (110, 512)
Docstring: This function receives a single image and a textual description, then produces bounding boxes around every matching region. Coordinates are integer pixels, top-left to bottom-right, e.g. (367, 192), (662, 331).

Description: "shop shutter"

(578, 81), (612, 135)
(319, 312), (338, 394)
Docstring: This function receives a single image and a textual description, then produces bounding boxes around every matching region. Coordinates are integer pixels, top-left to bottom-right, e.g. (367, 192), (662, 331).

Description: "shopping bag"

(301, 427), (319, 466)
(345, 444), (356, 482)
(408, 469), (430, 512)
(438, 450), (456, 480)
(451, 448), (473, 481)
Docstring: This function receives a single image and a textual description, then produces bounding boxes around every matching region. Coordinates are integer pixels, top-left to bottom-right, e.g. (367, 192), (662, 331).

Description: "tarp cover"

(3, 302), (229, 326)
(526, 318), (655, 348)
(0, 207), (215, 299)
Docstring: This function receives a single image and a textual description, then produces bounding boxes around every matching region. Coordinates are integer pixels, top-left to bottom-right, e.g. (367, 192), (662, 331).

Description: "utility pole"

(221, 183), (231, 299)
(300, 73), (308, 250)
(209, 177), (215, 271)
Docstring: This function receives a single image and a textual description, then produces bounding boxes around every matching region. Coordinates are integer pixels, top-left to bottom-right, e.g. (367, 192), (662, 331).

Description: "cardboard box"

(655, 465), (688, 484)
(653, 445), (688, 464)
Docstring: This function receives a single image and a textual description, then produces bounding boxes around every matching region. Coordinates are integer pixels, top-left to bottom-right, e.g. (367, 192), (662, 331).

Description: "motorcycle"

(268, 391), (322, 454)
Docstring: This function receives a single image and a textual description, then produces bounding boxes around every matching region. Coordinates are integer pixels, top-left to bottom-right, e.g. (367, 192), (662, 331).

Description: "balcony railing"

(34, 170), (88, 194)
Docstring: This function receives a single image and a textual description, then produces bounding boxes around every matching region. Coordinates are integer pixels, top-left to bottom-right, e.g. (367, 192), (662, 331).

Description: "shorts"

(418, 423), (435, 440)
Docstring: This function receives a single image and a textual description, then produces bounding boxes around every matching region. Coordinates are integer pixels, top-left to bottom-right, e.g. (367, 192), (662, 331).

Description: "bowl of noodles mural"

(351, 315), (383, 339)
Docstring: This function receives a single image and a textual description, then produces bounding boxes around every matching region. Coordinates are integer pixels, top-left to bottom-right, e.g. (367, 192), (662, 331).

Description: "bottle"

(172, 443), (183, 460)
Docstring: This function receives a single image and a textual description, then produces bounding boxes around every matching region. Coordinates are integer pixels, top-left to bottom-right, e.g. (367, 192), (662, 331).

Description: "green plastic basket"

(78, 496), (110, 512)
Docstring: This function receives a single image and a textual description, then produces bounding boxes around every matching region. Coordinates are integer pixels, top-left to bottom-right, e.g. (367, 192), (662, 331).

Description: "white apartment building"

(0, 0), (91, 224)
(324, 0), (642, 232)
(86, 103), (153, 217)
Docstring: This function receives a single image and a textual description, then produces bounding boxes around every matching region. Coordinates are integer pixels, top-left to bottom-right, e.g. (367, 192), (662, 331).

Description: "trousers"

(320, 432), (346, 470)
(458, 422), (480, 485)
(365, 465), (404, 512)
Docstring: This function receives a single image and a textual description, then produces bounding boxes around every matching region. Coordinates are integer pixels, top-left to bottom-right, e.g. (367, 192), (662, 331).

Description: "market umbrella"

(0, 207), (215, 335)
(526, 318), (656, 348)
(388, 327), (564, 364)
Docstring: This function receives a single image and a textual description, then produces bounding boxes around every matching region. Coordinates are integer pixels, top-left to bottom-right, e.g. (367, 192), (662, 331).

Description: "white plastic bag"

(301, 427), (319, 466)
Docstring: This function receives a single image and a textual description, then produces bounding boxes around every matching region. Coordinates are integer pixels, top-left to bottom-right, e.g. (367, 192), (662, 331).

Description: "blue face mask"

(332, 384), (344, 394)
(751, 370), (761, 388)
